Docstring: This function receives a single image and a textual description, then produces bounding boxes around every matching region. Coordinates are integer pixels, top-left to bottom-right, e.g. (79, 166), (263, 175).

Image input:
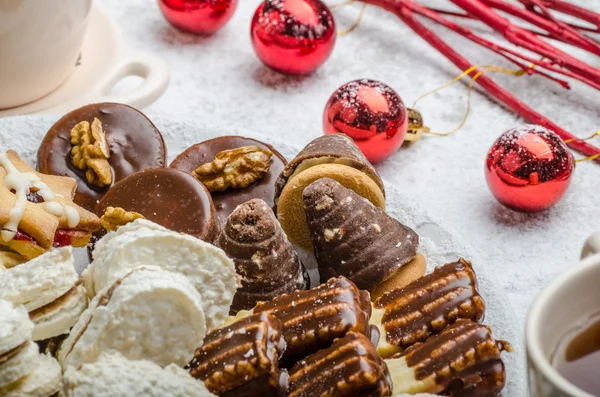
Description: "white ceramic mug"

(527, 232), (600, 397)
(0, 0), (93, 109)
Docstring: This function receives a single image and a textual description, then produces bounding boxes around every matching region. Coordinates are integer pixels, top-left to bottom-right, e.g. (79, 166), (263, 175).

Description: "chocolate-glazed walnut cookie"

(170, 136), (286, 224)
(37, 103), (166, 211)
(94, 168), (220, 244)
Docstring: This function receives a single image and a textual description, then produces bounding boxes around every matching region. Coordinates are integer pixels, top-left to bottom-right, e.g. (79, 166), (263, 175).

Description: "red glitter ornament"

(323, 79), (408, 163)
(158, 0), (238, 35)
(250, 0), (336, 75)
(485, 125), (575, 213)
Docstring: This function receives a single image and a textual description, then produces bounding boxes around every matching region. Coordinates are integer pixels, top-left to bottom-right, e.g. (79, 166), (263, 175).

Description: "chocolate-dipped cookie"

(274, 134), (386, 251)
(170, 136), (286, 224)
(303, 178), (418, 292)
(218, 199), (308, 314)
(37, 103), (166, 211)
(95, 168), (220, 243)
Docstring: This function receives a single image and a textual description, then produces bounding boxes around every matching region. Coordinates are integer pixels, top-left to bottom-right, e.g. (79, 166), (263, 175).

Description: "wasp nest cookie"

(218, 199), (308, 313)
(274, 134), (385, 251)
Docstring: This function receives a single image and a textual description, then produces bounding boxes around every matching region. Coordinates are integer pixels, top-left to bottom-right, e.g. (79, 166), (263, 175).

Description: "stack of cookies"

(0, 300), (62, 397)
(0, 247), (88, 343)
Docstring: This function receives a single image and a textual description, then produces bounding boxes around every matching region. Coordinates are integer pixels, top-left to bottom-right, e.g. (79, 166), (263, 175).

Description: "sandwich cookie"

(62, 352), (215, 397)
(273, 134), (385, 251)
(0, 353), (62, 397)
(0, 247), (88, 340)
(59, 266), (206, 368)
(0, 300), (33, 355)
(84, 219), (237, 330)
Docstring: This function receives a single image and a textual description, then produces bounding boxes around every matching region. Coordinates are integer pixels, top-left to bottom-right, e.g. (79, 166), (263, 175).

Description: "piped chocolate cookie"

(94, 168), (220, 243)
(303, 178), (418, 292)
(274, 134), (385, 251)
(37, 103), (166, 211)
(218, 199), (308, 314)
(170, 136), (287, 224)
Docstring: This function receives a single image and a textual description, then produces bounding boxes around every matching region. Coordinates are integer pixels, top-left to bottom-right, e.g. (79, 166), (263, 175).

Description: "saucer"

(0, 2), (169, 117)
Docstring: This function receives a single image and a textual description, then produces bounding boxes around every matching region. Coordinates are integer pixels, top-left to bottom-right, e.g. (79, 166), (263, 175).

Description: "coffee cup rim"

(526, 252), (600, 397)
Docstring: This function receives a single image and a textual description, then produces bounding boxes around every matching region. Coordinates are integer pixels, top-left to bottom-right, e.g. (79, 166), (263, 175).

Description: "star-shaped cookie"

(0, 150), (100, 259)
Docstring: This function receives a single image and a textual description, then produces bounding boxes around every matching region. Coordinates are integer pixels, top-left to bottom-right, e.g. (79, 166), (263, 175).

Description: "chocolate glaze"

(218, 199), (309, 314)
(302, 178), (418, 291)
(95, 168), (219, 242)
(274, 133), (385, 209)
(254, 276), (372, 365)
(188, 313), (288, 397)
(288, 332), (392, 397)
(399, 319), (509, 396)
(376, 259), (485, 350)
(170, 136), (286, 224)
(37, 103), (166, 211)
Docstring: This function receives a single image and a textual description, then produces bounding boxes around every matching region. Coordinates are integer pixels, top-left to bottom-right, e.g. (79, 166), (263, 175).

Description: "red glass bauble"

(323, 79), (408, 163)
(485, 125), (575, 212)
(158, 0), (238, 35)
(250, 0), (336, 75)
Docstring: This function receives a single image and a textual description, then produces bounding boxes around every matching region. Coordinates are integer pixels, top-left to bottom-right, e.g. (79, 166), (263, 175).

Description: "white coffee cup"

(527, 233), (600, 397)
(0, 0), (93, 109)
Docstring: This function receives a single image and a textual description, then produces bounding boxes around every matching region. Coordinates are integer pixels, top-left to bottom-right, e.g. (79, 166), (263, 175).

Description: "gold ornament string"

(564, 131), (600, 162)
(411, 64), (534, 137)
(331, 0), (368, 36)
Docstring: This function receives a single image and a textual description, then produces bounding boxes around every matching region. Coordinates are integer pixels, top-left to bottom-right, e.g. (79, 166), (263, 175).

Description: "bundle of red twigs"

(359, 0), (600, 162)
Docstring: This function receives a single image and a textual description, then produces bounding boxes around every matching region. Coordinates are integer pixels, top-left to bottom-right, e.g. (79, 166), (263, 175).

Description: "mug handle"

(92, 49), (170, 108)
(582, 233), (600, 259)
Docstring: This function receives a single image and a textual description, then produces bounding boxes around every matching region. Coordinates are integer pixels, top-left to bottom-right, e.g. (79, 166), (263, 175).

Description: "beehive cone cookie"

(303, 178), (419, 292)
(218, 199), (308, 313)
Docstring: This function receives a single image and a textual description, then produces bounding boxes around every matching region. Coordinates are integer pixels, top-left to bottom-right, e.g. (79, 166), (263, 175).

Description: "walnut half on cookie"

(70, 118), (112, 188)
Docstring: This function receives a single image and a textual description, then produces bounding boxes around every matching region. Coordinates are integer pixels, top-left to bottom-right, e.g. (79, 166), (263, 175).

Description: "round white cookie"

(0, 300), (33, 354)
(0, 353), (62, 397)
(31, 284), (88, 341)
(0, 247), (78, 311)
(0, 341), (39, 388)
(85, 220), (237, 330)
(63, 352), (215, 397)
(59, 266), (206, 369)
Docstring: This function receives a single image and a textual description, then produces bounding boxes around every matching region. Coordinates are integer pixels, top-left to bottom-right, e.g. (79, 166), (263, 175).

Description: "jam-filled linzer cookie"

(170, 136), (286, 224)
(0, 151), (100, 259)
(37, 102), (167, 211)
(94, 168), (220, 243)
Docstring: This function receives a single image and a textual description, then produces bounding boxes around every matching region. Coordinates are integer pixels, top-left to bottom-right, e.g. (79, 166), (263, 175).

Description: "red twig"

(527, 0), (600, 31)
(395, 0), (598, 90)
(450, 0), (600, 84)
(359, 0), (600, 163)
(482, 0), (600, 56)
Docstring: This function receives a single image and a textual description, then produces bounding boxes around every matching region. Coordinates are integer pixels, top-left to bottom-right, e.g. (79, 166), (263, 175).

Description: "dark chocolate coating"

(188, 313), (288, 397)
(218, 199), (308, 314)
(169, 136), (286, 224)
(95, 168), (219, 242)
(254, 276), (372, 365)
(288, 332), (392, 397)
(399, 319), (509, 397)
(376, 259), (485, 350)
(37, 103), (166, 212)
(302, 178), (418, 291)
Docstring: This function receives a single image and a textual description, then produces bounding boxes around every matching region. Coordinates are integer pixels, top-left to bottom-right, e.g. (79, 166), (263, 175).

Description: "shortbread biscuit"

(277, 163), (385, 251)
(85, 219), (236, 330)
(59, 266), (206, 368)
(0, 247), (78, 311)
(371, 254), (426, 301)
(62, 352), (215, 397)
(0, 300), (33, 354)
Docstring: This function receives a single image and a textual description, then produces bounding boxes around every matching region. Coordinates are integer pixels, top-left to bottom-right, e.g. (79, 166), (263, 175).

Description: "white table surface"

(101, 0), (600, 328)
